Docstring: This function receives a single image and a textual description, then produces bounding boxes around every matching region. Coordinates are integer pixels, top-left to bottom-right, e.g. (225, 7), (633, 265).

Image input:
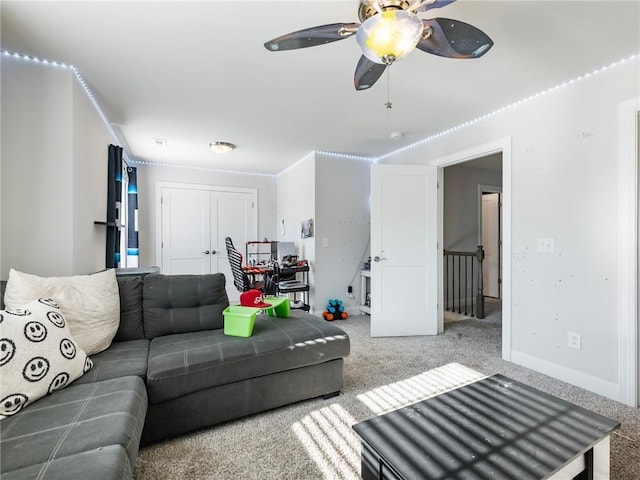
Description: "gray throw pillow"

(114, 276), (145, 341)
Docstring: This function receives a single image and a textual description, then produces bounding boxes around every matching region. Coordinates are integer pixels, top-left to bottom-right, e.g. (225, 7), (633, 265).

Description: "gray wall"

(444, 156), (502, 252)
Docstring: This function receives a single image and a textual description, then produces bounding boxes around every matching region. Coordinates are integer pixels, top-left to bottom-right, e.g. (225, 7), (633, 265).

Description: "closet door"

(160, 186), (212, 274)
(211, 189), (256, 302)
(158, 183), (257, 299)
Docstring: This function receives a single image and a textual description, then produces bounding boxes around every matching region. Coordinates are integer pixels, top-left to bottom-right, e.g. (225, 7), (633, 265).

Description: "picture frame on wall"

(301, 219), (314, 238)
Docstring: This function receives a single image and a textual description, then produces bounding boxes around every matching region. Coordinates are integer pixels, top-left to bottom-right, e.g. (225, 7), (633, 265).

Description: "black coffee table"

(352, 374), (619, 480)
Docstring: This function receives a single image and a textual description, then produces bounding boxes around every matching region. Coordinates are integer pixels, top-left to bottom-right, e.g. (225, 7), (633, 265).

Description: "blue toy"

(322, 298), (348, 321)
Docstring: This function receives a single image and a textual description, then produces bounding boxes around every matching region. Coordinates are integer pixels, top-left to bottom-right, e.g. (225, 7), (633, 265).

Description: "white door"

(161, 187), (212, 275)
(370, 164), (438, 336)
(158, 184), (257, 301)
(211, 191), (256, 302)
(482, 192), (501, 298)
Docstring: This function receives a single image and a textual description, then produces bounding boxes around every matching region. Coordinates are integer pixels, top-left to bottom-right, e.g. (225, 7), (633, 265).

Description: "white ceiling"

(2, 1), (639, 175)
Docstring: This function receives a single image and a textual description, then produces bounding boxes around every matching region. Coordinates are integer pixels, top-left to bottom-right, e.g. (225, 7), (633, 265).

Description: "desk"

(241, 265), (273, 276)
(353, 374), (619, 480)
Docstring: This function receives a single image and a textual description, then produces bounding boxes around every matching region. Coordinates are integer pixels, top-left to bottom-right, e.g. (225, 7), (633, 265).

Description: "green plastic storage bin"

(264, 296), (290, 318)
(223, 305), (258, 337)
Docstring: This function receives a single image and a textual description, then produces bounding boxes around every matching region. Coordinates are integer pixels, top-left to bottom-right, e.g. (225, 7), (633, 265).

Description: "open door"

(370, 164), (438, 336)
(481, 192), (501, 298)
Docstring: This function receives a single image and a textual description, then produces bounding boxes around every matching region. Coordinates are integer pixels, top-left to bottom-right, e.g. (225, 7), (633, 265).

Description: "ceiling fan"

(264, 0), (494, 91)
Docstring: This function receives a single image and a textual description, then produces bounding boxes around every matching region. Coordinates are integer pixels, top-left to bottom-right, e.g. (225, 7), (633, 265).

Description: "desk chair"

(225, 237), (264, 292)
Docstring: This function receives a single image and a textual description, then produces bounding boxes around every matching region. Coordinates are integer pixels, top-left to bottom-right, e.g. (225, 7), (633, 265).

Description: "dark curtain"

(127, 166), (139, 267)
(106, 144), (123, 268)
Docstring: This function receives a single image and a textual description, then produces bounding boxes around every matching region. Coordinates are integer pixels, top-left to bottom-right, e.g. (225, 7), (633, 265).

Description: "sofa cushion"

(0, 298), (93, 419)
(1, 445), (132, 480)
(143, 273), (229, 338)
(114, 276), (145, 341)
(74, 339), (149, 385)
(0, 376), (147, 474)
(146, 312), (350, 404)
(4, 269), (120, 355)
(1, 280), (6, 309)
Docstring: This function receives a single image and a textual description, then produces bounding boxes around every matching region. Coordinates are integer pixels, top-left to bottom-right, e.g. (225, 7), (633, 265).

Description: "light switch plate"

(537, 237), (555, 253)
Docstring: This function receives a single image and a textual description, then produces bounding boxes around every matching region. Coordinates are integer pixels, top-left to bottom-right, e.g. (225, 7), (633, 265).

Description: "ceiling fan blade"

(264, 23), (360, 51)
(354, 55), (387, 91)
(417, 18), (493, 59)
(416, 0), (457, 12)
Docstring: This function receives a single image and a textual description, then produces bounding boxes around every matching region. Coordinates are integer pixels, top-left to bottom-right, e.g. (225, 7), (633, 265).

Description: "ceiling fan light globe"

(356, 10), (423, 64)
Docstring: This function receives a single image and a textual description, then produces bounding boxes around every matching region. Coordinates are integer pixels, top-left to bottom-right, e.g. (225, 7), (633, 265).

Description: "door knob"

(202, 250), (210, 255)
(373, 255), (386, 262)
(211, 250), (217, 254)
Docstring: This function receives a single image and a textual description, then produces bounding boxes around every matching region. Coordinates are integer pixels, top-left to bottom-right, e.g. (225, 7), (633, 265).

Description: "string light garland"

(374, 53), (640, 162)
(132, 160), (275, 177)
(1, 49), (132, 165)
(4, 49), (638, 169)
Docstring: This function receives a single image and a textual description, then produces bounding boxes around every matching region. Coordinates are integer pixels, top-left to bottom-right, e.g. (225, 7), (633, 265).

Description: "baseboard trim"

(511, 350), (620, 402)
(345, 306), (363, 316)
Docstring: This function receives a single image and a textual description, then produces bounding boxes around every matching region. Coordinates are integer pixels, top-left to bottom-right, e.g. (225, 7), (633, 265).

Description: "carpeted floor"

(134, 303), (639, 479)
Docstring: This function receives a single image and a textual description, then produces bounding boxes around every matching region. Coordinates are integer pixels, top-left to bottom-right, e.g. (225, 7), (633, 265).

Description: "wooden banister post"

(475, 246), (485, 319)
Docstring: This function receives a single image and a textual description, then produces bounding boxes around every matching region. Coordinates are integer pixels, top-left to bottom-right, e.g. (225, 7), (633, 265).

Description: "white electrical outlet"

(568, 332), (582, 350)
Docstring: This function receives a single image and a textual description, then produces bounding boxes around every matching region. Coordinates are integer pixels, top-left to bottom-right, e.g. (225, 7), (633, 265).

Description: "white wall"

(71, 70), (111, 273)
(276, 153), (316, 307)
(382, 58), (640, 399)
(137, 164), (277, 267)
(314, 153), (371, 314)
(1, 56), (111, 279)
(276, 153), (371, 313)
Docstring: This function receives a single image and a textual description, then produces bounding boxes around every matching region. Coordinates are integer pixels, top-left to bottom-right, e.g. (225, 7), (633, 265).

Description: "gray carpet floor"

(134, 301), (640, 479)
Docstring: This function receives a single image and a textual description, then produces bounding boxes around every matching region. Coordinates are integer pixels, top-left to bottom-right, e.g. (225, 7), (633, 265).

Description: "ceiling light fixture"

(209, 141), (236, 154)
(356, 9), (424, 65)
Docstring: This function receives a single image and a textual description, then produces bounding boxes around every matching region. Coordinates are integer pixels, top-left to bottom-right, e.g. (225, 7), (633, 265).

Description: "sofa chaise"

(0, 271), (351, 479)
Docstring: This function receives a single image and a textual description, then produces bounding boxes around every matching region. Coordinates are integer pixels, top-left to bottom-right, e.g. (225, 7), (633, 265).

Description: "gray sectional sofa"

(0, 272), (351, 479)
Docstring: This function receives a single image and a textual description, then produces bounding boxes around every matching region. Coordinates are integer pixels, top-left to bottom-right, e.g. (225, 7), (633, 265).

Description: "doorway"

(619, 97), (639, 407)
(436, 138), (511, 360)
(442, 154), (503, 325)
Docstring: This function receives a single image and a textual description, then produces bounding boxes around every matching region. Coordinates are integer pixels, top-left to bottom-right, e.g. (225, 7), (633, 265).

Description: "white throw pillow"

(0, 298), (93, 419)
(4, 269), (120, 355)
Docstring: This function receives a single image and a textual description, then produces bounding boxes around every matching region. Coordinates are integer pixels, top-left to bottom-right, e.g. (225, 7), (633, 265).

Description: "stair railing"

(443, 246), (485, 319)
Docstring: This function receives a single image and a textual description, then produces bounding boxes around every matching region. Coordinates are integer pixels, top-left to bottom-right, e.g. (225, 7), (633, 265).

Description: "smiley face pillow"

(0, 298), (92, 419)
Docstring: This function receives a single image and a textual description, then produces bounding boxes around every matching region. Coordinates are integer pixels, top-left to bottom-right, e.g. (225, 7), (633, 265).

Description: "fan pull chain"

(385, 66), (392, 118)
